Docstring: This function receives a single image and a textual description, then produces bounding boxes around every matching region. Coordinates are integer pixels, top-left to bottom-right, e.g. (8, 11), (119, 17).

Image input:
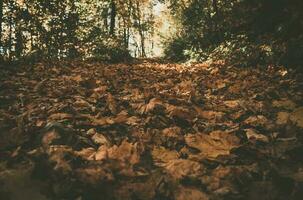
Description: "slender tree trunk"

(126, 27), (130, 48)
(8, 1), (13, 61)
(103, 8), (109, 31)
(15, 27), (23, 59)
(212, 0), (222, 43)
(212, 0), (218, 15)
(0, 0), (3, 51)
(123, 19), (130, 48)
(109, 0), (116, 35)
(123, 27), (127, 47)
(30, 32), (33, 52)
(135, 1), (146, 57)
(140, 30), (145, 57)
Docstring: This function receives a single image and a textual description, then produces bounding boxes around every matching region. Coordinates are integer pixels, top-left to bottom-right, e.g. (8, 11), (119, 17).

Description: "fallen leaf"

(108, 140), (142, 165)
(107, 93), (117, 115)
(92, 133), (111, 146)
(162, 126), (183, 140)
(41, 129), (60, 148)
(114, 111), (129, 123)
(93, 85), (107, 93)
(165, 159), (204, 180)
(175, 186), (209, 200)
(80, 78), (97, 89)
(168, 106), (194, 122)
(95, 145), (108, 161)
(244, 115), (268, 127)
(76, 165), (114, 185)
(194, 106), (225, 120)
(47, 145), (73, 174)
(290, 107), (303, 128)
(245, 129), (269, 143)
(224, 100), (240, 109)
(273, 99), (297, 110)
(74, 98), (93, 109)
(152, 146), (179, 167)
(185, 131), (240, 160)
(106, 140), (144, 176)
(74, 148), (96, 160)
(276, 112), (290, 125)
(34, 79), (48, 94)
(138, 98), (164, 114)
(48, 113), (73, 121)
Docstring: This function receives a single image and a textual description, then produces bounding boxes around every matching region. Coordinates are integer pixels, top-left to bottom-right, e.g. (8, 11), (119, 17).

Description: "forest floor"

(0, 60), (303, 200)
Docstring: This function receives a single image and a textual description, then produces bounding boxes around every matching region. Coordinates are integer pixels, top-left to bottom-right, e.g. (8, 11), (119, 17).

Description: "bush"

(162, 0), (303, 68)
(163, 36), (188, 62)
(91, 38), (132, 63)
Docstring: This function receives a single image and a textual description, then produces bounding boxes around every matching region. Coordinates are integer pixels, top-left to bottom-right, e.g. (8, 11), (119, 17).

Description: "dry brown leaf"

(290, 107), (303, 128)
(216, 80), (227, 89)
(107, 93), (117, 115)
(125, 116), (140, 125)
(70, 74), (82, 82)
(162, 126), (182, 139)
(74, 98), (92, 109)
(74, 148), (96, 160)
(138, 98), (164, 114)
(273, 99), (297, 110)
(224, 100), (240, 109)
(168, 106), (194, 121)
(46, 145), (73, 173)
(185, 131), (240, 160)
(114, 172), (164, 200)
(95, 145), (108, 161)
(175, 186), (209, 200)
(276, 112), (290, 125)
(228, 84), (241, 94)
(244, 115), (268, 127)
(83, 111), (128, 126)
(91, 117), (115, 126)
(152, 146), (179, 166)
(36, 120), (45, 127)
(114, 111), (129, 123)
(93, 85), (107, 93)
(48, 113), (73, 121)
(165, 159), (204, 180)
(176, 80), (193, 94)
(92, 133), (111, 146)
(76, 165), (114, 185)
(34, 79), (48, 93)
(108, 140), (142, 165)
(80, 78), (97, 89)
(41, 130), (60, 148)
(245, 129), (269, 143)
(194, 106), (225, 120)
(102, 140), (145, 176)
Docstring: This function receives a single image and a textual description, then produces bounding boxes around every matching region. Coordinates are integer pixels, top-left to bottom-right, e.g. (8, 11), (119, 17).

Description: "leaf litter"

(0, 61), (303, 200)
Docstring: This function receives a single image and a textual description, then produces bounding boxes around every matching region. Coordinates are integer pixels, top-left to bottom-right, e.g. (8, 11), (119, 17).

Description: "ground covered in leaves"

(1, 60), (303, 200)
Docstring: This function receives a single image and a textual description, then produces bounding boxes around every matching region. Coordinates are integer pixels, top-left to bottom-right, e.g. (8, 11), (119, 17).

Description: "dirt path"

(1, 61), (303, 200)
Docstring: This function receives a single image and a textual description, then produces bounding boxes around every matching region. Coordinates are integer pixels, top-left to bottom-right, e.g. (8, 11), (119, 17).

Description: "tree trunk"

(212, 0), (222, 43)
(8, 1), (13, 61)
(103, 8), (109, 31)
(135, 1), (146, 57)
(140, 30), (146, 57)
(0, 0), (3, 50)
(15, 27), (23, 59)
(212, 0), (218, 15)
(109, 0), (116, 35)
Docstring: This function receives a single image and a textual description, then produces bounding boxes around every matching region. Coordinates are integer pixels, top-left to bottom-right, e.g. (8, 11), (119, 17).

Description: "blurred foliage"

(0, 0), (155, 63)
(163, 0), (303, 68)
(90, 37), (132, 63)
(163, 36), (188, 61)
